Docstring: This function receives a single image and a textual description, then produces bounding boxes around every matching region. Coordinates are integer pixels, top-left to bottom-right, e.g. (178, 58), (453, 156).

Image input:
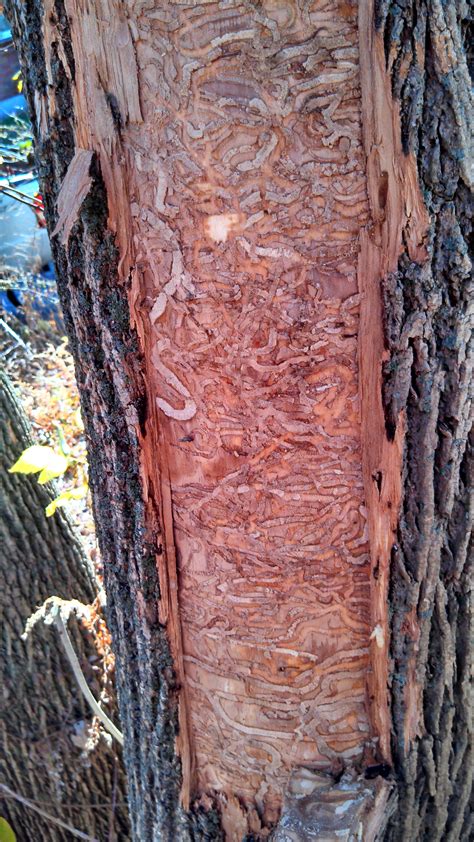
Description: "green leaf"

(56, 424), (70, 457)
(0, 817), (16, 842)
(45, 485), (88, 517)
(9, 446), (69, 483)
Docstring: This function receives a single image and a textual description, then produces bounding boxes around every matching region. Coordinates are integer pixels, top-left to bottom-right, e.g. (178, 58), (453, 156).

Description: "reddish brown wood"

(41, 0), (379, 827)
(130, 3), (374, 824)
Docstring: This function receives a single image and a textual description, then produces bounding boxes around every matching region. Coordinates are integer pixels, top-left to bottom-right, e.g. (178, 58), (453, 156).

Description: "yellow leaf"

(75, 408), (84, 431)
(9, 446), (69, 482)
(38, 461), (69, 484)
(45, 485), (88, 517)
(0, 817), (16, 842)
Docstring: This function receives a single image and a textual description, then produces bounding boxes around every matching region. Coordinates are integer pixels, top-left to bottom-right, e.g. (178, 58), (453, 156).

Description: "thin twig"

(55, 613), (124, 746)
(1, 794), (127, 811)
(0, 317), (31, 354)
(0, 184), (41, 208)
(0, 783), (99, 841)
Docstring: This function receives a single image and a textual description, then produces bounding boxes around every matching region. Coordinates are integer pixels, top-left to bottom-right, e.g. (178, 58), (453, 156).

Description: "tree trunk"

(0, 373), (129, 840)
(5, 0), (471, 839)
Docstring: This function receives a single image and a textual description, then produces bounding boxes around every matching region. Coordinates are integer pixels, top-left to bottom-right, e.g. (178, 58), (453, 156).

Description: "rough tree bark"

(5, 0), (472, 840)
(377, 3), (473, 840)
(0, 373), (129, 840)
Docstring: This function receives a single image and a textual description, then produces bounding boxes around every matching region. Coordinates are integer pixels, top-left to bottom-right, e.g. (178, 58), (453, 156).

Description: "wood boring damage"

(4, 0), (471, 839)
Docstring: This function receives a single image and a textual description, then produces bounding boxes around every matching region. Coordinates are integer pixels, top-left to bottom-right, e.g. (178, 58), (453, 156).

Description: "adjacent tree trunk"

(0, 373), (129, 840)
(6, 0), (471, 839)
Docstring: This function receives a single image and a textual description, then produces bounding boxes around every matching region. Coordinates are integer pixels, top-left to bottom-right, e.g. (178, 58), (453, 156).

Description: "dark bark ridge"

(0, 373), (129, 841)
(376, 2), (473, 840)
(6, 1), (222, 838)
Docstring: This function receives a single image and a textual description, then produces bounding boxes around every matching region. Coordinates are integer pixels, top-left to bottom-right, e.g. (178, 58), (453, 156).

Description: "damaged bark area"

(126, 2), (376, 833)
(8, 0), (384, 835)
(6, 0), (471, 839)
(376, 1), (473, 840)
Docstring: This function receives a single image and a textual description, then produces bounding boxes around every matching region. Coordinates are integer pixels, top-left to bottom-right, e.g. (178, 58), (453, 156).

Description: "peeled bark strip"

(272, 767), (396, 841)
(0, 374), (129, 841)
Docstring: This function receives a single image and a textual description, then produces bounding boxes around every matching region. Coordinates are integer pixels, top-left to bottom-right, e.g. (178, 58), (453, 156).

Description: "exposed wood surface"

(125, 1), (375, 826)
(33, 0), (381, 829)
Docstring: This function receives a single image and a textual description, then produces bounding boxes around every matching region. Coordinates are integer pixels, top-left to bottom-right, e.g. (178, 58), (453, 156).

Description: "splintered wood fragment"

(52, 148), (94, 244)
(357, 0), (430, 763)
(272, 767), (396, 841)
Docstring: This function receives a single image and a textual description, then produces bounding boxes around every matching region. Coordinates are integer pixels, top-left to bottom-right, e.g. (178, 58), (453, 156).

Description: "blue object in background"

(0, 15), (62, 335)
(0, 265), (64, 333)
(0, 93), (26, 119)
(0, 288), (23, 319)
